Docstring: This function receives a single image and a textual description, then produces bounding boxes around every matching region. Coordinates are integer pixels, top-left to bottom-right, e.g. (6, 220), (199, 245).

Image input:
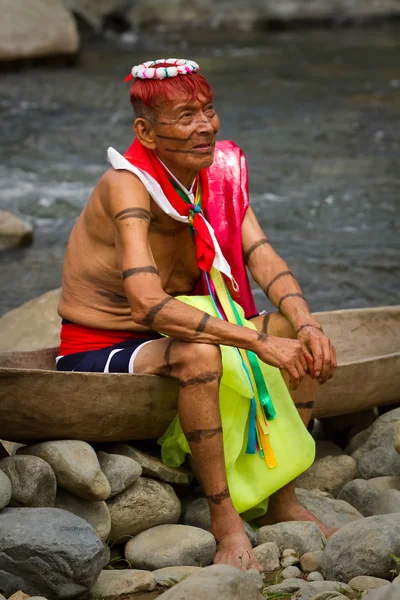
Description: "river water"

(0, 26), (399, 316)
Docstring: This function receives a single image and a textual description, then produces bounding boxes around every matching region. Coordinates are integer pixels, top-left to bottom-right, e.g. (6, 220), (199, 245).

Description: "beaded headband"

(124, 58), (200, 82)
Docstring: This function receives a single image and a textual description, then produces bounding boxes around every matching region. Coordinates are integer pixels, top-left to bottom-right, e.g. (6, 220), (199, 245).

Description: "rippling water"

(0, 26), (399, 316)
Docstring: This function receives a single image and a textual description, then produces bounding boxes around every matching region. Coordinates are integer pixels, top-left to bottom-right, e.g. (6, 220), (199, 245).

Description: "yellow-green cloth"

(158, 295), (315, 520)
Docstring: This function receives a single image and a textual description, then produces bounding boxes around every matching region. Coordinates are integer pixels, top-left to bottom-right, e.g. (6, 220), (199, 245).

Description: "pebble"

(253, 541), (280, 572)
(107, 443), (193, 486)
(153, 566), (202, 587)
(281, 556), (299, 569)
(107, 477), (181, 541)
(87, 569), (156, 598)
(349, 576), (391, 591)
(282, 565), (302, 579)
(300, 551), (324, 573)
(296, 455), (357, 496)
(0, 455), (56, 507)
(306, 571), (325, 582)
(257, 521), (326, 555)
(18, 440), (111, 501)
(124, 524), (216, 570)
(321, 514), (400, 582)
(96, 450), (142, 497)
(282, 548), (298, 557)
(154, 564), (262, 599)
(55, 488), (111, 542)
(0, 469), (12, 509)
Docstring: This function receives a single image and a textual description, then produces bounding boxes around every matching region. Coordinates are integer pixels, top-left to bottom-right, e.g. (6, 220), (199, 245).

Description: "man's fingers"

(319, 337), (332, 383)
(299, 351), (308, 374)
(330, 341), (337, 379)
(310, 339), (323, 380)
(286, 365), (301, 390)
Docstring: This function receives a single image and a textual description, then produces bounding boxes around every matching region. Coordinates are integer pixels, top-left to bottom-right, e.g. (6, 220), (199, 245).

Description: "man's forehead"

(157, 94), (212, 113)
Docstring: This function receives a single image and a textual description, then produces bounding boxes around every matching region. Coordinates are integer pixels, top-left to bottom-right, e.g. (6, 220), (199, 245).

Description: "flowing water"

(0, 26), (399, 316)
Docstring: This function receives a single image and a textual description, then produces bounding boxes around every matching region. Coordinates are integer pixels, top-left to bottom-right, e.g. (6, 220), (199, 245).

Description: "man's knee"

(177, 342), (222, 377)
(268, 312), (296, 339)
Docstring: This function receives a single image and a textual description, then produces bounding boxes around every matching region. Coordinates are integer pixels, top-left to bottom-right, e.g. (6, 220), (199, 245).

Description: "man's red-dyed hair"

(129, 62), (213, 121)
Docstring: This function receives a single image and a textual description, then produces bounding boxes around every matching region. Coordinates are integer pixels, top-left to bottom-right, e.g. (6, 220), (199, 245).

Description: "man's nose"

(195, 114), (215, 134)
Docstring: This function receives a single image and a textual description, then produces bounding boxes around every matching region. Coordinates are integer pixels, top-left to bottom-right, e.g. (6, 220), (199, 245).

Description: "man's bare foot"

(213, 529), (263, 572)
(257, 500), (338, 539)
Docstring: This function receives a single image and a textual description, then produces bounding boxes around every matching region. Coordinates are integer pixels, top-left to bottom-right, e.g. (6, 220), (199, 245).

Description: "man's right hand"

(253, 333), (309, 390)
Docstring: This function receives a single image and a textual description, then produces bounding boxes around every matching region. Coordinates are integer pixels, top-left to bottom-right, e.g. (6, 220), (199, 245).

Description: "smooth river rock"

(0, 469), (12, 509)
(371, 489), (400, 515)
(96, 450), (142, 497)
(348, 576), (391, 592)
(107, 443), (193, 486)
(88, 569), (156, 598)
(296, 487), (363, 528)
(253, 542), (280, 572)
(296, 455), (357, 495)
(108, 476), (181, 541)
(0, 455), (56, 507)
(321, 513), (400, 582)
(338, 479), (381, 516)
(257, 521), (326, 555)
(153, 566), (202, 587)
(0, 211), (33, 250)
(292, 581), (352, 600)
(300, 551), (324, 573)
(125, 524), (216, 570)
(0, 0), (78, 62)
(351, 408), (400, 479)
(0, 507), (108, 597)
(55, 488), (111, 542)
(18, 440), (111, 500)
(156, 564), (263, 599)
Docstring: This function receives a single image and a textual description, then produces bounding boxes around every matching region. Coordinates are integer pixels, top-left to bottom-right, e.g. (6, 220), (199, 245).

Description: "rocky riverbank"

(1, 404), (400, 598)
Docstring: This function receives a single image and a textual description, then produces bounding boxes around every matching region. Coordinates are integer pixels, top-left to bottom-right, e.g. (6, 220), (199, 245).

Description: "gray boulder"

(350, 408), (400, 479)
(296, 487), (363, 528)
(0, 455), (56, 507)
(125, 524), (216, 570)
(55, 488), (111, 542)
(337, 479), (380, 516)
(96, 450), (142, 497)
(87, 569), (156, 598)
(157, 564), (263, 599)
(371, 489), (400, 515)
(0, 469), (12, 509)
(107, 477), (181, 541)
(0, 507), (108, 597)
(253, 542), (280, 572)
(369, 476), (400, 492)
(18, 440), (111, 501)
(257, 521), (326, 555)
(296, 455), (356, 496)
(181, 497), (257, 546)
(321, 514), (400, 582)
(362, 582), (400, 600)
(106, 443), (193, 486)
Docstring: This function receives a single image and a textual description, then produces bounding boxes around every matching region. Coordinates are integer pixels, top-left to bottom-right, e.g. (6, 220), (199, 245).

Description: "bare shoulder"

(98, 168), (150, 216)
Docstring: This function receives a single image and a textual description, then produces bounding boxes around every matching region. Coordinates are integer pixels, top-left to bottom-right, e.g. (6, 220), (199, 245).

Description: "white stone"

(282, 548), (298, 557)
(0, 1), (78, 62)
(281, 555), (300, 568)
(282, 566), (301, 579)
(306, 571), (325, 581)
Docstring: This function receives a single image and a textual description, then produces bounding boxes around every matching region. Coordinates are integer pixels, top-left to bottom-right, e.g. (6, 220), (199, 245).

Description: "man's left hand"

(297, 325), (337, 384)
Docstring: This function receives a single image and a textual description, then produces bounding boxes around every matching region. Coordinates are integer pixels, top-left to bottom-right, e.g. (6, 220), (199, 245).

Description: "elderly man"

(58, 59), (337, 571)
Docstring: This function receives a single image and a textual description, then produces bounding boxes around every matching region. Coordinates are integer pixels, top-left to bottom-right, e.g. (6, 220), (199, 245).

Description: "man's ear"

(134, 118), (157, 149)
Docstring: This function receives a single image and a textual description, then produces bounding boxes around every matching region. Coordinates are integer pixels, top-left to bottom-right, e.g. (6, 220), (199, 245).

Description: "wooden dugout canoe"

(0, 306), (399, 444)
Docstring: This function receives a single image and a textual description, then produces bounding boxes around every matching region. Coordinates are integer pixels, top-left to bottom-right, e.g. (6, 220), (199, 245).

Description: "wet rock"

(253, 542), (280, 572)
(0, 0), (78, 62)
(264, 579), (307, 595)
(292, 581), (352, 600)
(371, 489), (400, 515)
(321, 514), (400, 582)
(96, 450), (142, 497)
(296, 455), (356, 496)
(153, 566), (202, 587)
(0, 455), (56, 507)
(0, 211), (33, 250)
(107, 477), (181, 541)
(350, 408), (400, 479)
(337, 479), (380, 516)
(19, 440), (111, 501)
(282, 566), (301, 579)
(0, 507), (108, 597)
(306, 571), (325, 581)
(296, 487), (363, 527)
(87, 569), (156, 598)
(0, 288), (61, 353)
(125, 524), (216, 570)
(257, 521), (326, 555)
(181, 497), (256, 546)
(0, 469), (12, 509)
(300, 551), (324, 573)
(349, 576), (391, 592)
(155, 564), (262, 599)
(107, 443), (193, 486)
(55, 488), (111, 541)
